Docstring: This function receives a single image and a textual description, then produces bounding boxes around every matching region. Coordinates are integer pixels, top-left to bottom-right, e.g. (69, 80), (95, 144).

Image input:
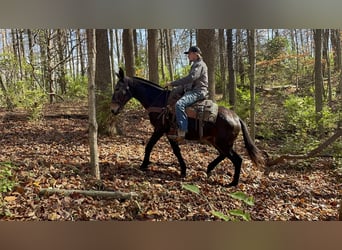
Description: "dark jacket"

(170, 58), (208, 97)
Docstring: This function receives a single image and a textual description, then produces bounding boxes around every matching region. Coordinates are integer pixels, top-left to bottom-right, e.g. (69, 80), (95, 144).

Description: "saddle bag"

(192, 99), (218, 123)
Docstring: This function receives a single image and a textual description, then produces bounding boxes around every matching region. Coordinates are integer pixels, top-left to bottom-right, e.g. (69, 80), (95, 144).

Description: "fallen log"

(266, 128), (341, 167)
(39, 188), (138, 200)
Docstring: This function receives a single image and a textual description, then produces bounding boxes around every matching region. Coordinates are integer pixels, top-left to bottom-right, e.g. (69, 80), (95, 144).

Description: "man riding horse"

(166, 46), (209, 142)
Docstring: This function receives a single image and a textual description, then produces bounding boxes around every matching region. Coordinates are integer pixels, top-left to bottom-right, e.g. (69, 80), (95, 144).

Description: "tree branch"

(39, 188), (138, 200)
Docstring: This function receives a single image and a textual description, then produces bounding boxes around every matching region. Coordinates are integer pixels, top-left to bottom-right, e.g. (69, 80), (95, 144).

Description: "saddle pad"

(186, 99), (218, 123)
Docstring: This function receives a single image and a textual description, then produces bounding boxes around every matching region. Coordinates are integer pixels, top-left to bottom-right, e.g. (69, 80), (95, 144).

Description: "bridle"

(113, 77), (133, 107)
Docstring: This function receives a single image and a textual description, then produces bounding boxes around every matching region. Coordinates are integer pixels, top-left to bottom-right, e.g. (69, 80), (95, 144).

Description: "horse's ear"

(117, 67), (124, 80)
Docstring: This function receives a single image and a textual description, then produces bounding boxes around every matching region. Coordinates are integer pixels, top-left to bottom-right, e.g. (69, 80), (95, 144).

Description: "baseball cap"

(184, 46), (202, 54)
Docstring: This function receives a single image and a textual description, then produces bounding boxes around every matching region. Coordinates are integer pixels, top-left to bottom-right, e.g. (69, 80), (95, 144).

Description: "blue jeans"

(175, 90), (204, 132)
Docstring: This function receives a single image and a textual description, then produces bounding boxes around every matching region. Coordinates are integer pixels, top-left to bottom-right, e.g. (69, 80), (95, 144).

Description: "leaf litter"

(0, 104), (340, 221)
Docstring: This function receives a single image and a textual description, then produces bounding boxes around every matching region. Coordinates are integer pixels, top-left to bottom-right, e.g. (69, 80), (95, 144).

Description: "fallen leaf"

(4, 196), (17, 202)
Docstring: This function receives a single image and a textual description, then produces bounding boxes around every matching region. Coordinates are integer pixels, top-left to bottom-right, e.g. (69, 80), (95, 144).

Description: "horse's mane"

(132, 76), (166, 91)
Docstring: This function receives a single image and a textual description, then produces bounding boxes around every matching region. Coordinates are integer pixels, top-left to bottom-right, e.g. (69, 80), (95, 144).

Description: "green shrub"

(65, 75), (88, 100)
(0, 162), (17, 193)
(7, 80), (46, 120)
(283, 95), (338, 153)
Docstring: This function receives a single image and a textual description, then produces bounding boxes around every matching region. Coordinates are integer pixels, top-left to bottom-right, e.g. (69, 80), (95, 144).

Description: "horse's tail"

(239, 118), (265, 170)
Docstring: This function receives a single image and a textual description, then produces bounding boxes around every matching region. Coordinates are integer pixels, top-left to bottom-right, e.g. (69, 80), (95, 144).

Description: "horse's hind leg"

(207, 150), (243, 187)
(206, 154), (226, 176)
(226, 149), (242, 187)
(167, 138), (187, 178)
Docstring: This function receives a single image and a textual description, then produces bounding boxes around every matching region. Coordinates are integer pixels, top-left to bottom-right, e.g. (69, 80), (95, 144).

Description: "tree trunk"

(197, 29), (216, 100)
(95, 29), (112, 94)
(133, 29), (139, 68)
(247, 29), (256, 141)
(67, 30), (76, 81)
(165, 29), (174, 81)
(159, 30), (166, 82)
(218, 29), (227, 100)
(46, 30), (55, 104)
(86, 29), (100, 180)
(122, 29), (135, 76)
(313, 29), (324, 135)
(95, 29), (119, 136)
(56, 29), (67, 95)
(148, 29), (159, 83)
(331, 29), (341, 73)
(236, 29), (245, 85)
(323, 29), (332, 105)
(115, 29), (122, 67)
(17, 29), (25, 80)
(227, 29), (236, 109)
(26, 29), (36, 88)
(77, 29), (86, 77)
(109, 29), (115, 88)
(294, 29), (300, 89)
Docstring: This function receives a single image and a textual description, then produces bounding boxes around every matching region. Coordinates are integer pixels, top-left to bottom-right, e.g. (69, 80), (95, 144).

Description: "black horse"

(111, 68), (264, 186)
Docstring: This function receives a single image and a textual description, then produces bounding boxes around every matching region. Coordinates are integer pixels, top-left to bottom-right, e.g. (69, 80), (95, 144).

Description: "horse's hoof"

(180, 172), (186, 178)
(227, 181), (238, 187)
(139, 165), (148, 171)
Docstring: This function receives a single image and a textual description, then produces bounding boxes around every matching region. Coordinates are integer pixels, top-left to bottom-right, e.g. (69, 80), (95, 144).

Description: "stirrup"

(167, 129), (185, 143)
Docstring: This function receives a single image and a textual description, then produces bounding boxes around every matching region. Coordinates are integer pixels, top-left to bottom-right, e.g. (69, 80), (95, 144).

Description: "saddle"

(166, 95), (219, 139)
(147, 90), (219, 139)
(185, 99), (218, 123)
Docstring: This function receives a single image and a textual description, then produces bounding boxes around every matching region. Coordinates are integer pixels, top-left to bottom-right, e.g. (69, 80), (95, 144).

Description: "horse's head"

(111, 68), (133, 115)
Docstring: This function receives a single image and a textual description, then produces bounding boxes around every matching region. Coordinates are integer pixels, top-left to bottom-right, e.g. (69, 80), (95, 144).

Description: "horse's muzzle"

(110, 103), (121, 115)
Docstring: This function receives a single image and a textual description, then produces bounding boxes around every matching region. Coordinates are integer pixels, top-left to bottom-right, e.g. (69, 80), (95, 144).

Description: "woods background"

(0, 29), (341, 222)
(0, 29), (341, 154)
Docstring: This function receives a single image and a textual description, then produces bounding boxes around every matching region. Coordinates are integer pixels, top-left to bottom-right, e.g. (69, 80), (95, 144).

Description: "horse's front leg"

(140, 130), (164, 171)
(167, 138), (187, 178)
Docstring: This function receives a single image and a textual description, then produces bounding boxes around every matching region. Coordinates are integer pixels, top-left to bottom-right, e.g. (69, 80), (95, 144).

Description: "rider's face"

(187, 52), (197, 62)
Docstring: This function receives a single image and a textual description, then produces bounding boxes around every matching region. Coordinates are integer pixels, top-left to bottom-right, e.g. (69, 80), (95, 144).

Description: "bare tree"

(227, 29), (236, 109)
(218, 29), (227, 100)
(197, 29), (216, 100)
(109, 29), (115, 87)
(313, 29), (324, 135)
(235, 29), (246, 85)
(115, 29), (122, 68)
(323, 29), (332, 104)
(247, 29), (256, 141)
(56, 29), (67, 95)
(159, 30), (166, 81)
(76, 29), (86, 77)
(164, 29), (174, 81)
(147, 29), (159, 83)
(122, 29), (135, 76)
(86, 29), (100, 179)
(95, 29), (119, 136)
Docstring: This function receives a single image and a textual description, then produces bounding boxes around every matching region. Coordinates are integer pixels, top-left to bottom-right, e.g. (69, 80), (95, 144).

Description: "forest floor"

(0, 100), (341, 221)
